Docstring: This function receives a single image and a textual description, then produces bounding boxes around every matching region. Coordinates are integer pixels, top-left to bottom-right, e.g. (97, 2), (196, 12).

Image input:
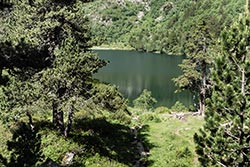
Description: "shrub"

(154, 106), (170, 114)
(141, 113), (161, 123)
(133, 89), (157, 110)
(171, 101), (188, 112)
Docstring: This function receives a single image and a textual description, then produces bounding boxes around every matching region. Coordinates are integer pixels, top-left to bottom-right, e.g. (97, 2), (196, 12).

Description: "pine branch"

(223, 107), (234, 114)
(224, 130), (240, 141)
(206, 153), (227, 167)
(221, 121), (233, 128)
(242, 150), (250, 157)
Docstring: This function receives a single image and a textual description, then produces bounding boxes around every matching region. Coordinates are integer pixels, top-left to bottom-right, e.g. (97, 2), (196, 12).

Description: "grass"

(0, 124), (11, 158)
(0, 108), (204, 167)
(144, 113), (204, 167)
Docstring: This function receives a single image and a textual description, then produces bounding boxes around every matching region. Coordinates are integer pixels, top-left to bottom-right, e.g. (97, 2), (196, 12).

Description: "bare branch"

(206, 153), (227, 167)
(224, 130), (240, 141)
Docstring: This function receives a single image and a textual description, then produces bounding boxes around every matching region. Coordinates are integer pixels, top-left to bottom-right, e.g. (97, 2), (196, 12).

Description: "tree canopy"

(85, 0), (246, 54)
(194, 14), (250, 166)
(0, 0), (127, 138)
(173, 21), (214, 115)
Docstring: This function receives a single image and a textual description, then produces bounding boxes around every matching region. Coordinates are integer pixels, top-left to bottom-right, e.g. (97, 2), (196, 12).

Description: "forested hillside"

(1, 0), (250, 166)
(86, 0), (245, 54)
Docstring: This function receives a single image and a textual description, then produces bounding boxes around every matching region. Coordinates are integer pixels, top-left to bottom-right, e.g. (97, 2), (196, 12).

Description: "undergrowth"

(0, 105), (203, 167)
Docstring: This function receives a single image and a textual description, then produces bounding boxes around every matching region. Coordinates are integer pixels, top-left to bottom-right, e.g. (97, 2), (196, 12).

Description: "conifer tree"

(0, 0), (108, 136)
(194, 14), (250, 166)
(173, 21), (213, 115)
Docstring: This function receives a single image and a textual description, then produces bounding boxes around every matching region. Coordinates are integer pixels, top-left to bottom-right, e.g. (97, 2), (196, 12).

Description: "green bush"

(154, 106), (170, 114)
(141, 113), (161, 123)
(133, 89), (157, 110)
(171, 101), (188, 112)
(41, 130), (80, 161)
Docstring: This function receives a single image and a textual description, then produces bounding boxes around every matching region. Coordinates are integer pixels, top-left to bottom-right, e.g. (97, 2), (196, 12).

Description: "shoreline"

(91, 45), (134, 51)
(91, 45), (183, 56)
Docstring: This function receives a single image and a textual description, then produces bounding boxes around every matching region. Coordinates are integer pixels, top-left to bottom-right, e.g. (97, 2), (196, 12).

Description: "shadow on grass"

(0, 122), (43, 167)
(71, 117), (154, 166)
(36, 117), (154, 166)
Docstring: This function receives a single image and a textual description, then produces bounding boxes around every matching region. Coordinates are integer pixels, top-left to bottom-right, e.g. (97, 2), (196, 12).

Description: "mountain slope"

(86, 0), (245, 54)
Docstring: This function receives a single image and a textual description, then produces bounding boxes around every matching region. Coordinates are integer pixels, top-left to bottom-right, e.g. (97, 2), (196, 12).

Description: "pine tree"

(194, 14), (250, 166)
(0, 0), (107, 136)
(173, 21), (214, 115)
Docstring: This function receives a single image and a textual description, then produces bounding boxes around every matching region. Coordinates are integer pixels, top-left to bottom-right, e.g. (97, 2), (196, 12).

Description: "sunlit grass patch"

(145, 114), (204, 167)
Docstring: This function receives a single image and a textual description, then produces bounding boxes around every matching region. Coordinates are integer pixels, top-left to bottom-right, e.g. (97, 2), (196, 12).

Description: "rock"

(161, 2), (175, 12)
(155, 15), (164, 22)
(131, 125), (150, 167)
(61, 152), (75, 166)
(137, 11), (144, 21)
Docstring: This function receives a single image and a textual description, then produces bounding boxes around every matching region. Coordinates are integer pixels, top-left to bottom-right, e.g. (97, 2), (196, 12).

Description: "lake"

(94, 50), (192, 107)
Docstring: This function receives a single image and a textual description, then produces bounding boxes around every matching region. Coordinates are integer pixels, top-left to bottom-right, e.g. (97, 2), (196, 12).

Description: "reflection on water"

(94, 50), (192, 107)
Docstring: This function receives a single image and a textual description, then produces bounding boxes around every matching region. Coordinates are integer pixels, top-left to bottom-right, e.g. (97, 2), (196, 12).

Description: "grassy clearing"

(141, 112), (204, 167)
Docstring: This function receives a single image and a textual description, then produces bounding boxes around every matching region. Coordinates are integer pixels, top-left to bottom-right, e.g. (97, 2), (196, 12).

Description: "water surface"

(94, 50), (192, 107)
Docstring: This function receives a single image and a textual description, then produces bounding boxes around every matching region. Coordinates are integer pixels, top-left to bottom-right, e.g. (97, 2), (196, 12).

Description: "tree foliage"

(194, 15), (250, 166)
(133, 89), (157, 110)
(173, 21), (214, 114)
(85, 0), (246, 54)
(0, 0), (128, 138)
(0, 121), (43, 167)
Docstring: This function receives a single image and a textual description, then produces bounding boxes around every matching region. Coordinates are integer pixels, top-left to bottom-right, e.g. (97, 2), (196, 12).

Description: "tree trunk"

(199, 93), (205, 115)
(199, 65), (206, 116)
(241, 68), (245, 94)
(52, 101), (64, 133)
(64, 106), (74, 138)
(239, 68), (247, 167)
(26, 111), (35, 132)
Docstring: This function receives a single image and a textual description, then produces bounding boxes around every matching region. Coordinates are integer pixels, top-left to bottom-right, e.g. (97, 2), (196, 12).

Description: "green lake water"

(94, 50), (192, 107)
